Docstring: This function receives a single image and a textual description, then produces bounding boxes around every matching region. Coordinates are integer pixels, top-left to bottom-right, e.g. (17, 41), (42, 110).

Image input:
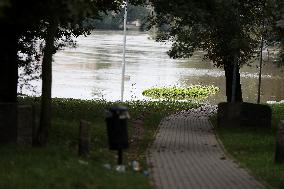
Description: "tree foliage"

(31, 0), (126, 146)
(152, 0), (265, 64)
(0, 0), (146, 144)
(149, 0), (284, 102)
(31, 0), (145, 145)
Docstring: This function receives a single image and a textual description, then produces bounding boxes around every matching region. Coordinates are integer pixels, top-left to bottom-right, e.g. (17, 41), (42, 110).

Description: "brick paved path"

(147, 106), (267, 189)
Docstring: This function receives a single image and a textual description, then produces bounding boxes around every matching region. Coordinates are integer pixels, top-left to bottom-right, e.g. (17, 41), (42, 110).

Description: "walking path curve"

(147, 104), (267, 189)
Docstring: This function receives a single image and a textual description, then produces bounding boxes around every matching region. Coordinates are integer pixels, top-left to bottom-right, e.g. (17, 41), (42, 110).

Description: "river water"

(24, 30), (284, 104)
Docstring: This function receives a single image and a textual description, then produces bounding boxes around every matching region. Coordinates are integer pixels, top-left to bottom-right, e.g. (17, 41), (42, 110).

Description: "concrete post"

(79, 120), (91, 156)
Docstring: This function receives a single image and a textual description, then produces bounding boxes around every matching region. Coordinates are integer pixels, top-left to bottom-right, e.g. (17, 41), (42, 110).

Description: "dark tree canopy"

(149, 0), (284, 102)
(0, 0), (142, 144)
(152, 0), (269, 65)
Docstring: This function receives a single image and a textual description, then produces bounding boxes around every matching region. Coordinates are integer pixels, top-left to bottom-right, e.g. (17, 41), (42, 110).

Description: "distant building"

(120, 19), (141, 30)
(129, 20), (141, 27)
(126, 19), (141, 30)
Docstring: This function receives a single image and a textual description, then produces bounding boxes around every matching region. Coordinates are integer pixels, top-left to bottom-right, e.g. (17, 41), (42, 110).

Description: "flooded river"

(24, 30), (284, 104)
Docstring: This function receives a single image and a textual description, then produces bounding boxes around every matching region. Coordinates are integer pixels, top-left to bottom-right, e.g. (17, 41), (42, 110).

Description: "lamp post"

(257, 1), (266, 104)
(121, 0), (128, 102)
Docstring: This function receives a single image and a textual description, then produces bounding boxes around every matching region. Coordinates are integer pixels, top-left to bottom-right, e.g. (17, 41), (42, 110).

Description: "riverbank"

(0, 98), (197, 189)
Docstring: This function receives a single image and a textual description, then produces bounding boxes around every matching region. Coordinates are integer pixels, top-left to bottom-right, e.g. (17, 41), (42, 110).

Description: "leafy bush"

(142, 85), (219, 101)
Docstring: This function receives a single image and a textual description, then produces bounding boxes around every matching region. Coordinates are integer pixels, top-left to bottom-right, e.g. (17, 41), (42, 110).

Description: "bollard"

(79, 120), (91, 156)
(275, 121), (284, 164)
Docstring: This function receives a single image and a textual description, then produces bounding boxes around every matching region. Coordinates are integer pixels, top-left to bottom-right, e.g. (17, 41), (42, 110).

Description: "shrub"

(142, 85), (219, 101)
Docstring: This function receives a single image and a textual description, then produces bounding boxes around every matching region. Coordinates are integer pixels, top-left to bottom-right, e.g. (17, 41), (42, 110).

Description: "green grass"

(142, 85), (219, 101)
(0, 98), (198, 189)
(212, 104), (284, 189)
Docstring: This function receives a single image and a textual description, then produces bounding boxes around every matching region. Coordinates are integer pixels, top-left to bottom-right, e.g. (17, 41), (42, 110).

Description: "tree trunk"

(0, 24), (18, 103)
(37, 20), (58, 146)
(0, 23), (18, 143)
(224, 62), (243, 102)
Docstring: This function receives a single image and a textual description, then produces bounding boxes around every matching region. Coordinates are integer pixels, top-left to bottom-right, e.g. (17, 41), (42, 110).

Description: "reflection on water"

(23, 30), (284, 104)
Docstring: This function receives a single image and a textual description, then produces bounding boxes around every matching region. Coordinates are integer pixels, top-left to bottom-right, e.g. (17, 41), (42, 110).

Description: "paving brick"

(147, 107), (267, 189)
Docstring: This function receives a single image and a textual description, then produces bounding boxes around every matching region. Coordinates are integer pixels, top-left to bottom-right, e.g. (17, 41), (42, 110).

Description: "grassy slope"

(213, 104), (284, 189)
(0, 98), (197, 189)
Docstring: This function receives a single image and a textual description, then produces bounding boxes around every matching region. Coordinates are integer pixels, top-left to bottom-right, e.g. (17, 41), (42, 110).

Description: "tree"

(0, 0), (63, 143)
(275, 0), (284, 64)
(149, 0), (279, 102)
(36, 0), (146, 146)
(32, 0), (126, 146)
(0, 0), (144, 144)
(0, 0), (120, 144)
(0, 0), (27, 143)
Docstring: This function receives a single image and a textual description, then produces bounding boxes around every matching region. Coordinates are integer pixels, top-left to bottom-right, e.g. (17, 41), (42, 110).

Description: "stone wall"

(0, 104), (34, 145)
(0, 103), (17, 143)
(17, 105), (34, 145)
(217, 102), (271, 128)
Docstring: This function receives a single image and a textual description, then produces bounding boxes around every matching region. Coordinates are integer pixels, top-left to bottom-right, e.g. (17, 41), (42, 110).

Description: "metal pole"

(121, 0), (128, 102)
(257, 1), (266, 104)
(257, 36), (264, 104)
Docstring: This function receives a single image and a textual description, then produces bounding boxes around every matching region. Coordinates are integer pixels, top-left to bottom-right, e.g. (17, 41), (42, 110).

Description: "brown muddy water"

(22, 30), (284, 104)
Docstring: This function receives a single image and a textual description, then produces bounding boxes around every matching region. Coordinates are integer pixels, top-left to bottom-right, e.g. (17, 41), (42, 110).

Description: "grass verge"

(211, 104), (284, 189)
(0, 97), (198, 189)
